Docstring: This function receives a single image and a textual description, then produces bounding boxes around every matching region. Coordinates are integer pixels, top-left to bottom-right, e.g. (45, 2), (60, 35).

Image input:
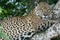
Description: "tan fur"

(0, 13), (43, 40)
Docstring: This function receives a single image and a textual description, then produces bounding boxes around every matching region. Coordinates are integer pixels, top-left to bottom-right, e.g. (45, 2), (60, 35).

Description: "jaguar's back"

(0, 13), (44, 40)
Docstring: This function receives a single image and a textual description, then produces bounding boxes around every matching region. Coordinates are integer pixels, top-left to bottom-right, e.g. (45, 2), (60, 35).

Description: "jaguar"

(0, 13), (56, 40)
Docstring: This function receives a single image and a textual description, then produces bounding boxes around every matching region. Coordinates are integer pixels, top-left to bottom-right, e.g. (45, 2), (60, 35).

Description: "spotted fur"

(0, 13), (56, 40)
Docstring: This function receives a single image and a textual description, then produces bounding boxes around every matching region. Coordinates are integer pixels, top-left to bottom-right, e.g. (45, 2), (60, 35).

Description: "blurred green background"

(0, 0), (58, 20)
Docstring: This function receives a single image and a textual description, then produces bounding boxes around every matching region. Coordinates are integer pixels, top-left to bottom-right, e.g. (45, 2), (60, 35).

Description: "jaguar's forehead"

(38, 2), (49, 10)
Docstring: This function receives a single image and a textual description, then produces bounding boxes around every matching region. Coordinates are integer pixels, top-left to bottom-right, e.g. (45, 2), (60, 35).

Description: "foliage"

(0, 0), (35, 20)
(0, 0), (57, 19)
(0, 32), (9, 40)
(0, 26), (9, 40)
(0, 0), (58, 20)
(48, 0), (58, 5)
(39, 0), (58, 5)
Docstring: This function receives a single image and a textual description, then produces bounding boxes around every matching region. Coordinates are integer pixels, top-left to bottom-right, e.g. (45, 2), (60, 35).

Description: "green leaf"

(23, 13), (27, 16)
(0, 32), (9, 40)
(0, 26), (9, 40)
(3, 10), (8, 14)
(0, 7), (3, 13)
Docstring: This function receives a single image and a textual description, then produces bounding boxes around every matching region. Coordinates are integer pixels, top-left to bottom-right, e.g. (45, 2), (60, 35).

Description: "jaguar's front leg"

(19, 32), (36, 40)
